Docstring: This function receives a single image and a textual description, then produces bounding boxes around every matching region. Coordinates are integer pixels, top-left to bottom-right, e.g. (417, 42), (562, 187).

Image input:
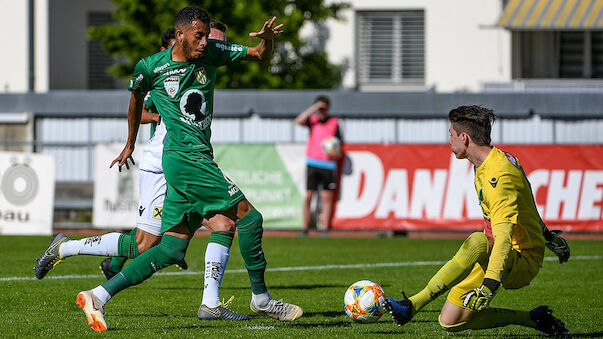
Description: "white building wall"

(323, 0), (511, 92)
(35, 0), (49, 92)
(0, 0), (29, 92)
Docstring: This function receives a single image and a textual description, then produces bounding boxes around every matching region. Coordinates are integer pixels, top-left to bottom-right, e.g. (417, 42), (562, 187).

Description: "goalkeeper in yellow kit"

(381, 105), (570, 336)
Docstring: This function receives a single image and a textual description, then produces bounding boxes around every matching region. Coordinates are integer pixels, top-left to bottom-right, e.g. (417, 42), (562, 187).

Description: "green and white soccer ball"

(343, 280), (386, 323)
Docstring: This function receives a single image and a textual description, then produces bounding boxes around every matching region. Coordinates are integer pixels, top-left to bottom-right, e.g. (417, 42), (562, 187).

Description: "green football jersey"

(128, 40), (248, 153)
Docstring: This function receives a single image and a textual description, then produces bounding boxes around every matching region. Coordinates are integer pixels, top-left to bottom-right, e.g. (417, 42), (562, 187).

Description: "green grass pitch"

(1, 235), (602, 338)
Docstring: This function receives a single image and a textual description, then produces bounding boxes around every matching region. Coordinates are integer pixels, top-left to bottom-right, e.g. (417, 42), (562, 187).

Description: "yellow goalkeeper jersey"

(475, 147), (545, 280)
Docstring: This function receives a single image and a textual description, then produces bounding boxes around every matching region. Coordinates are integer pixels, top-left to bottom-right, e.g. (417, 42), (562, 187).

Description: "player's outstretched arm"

(110, 92), (145, 172)
(245, 16), (284, 62)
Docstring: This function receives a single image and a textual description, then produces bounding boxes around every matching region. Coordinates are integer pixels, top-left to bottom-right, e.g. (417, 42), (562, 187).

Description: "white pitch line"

(2, 255), (600, 282)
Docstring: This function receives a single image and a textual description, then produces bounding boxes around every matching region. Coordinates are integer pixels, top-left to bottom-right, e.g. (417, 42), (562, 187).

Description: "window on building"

(357, 10), (425, 89)
(87, 12), (116, 89)
(515, 31), (603, 79)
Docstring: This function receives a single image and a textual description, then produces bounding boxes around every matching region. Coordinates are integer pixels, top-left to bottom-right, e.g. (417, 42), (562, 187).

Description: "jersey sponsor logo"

(179, 89), (212, 129)
(222, 173), (241, 196)
(195, 66), (207, 85)
(162, 68), (187, 76)
(215, 42), (243, 52)
(228, 186), (240, 196)
(489, 177), (498, 188)
(152, 206), (162, 220)
(139, 206), (145, 216)
(129, 73), (144, 90)
(153, 62), (170, 73)
(164, 76), (180, 98)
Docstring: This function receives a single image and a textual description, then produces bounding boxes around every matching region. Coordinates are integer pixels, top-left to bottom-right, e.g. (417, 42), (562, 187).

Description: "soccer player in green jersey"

(75, 7), (302, 331)
(35, 21), (259, 322)
(98, 27), (190, 280)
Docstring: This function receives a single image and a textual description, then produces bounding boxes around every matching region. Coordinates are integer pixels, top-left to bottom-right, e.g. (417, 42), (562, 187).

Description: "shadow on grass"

(288, 321), (352, 328)
(565, 332), (603, 338)
(224, 283), (346, 290)
(303, 311), (346, 318)
(110, 324), (212, 331)
(372, 329), (411, 335)
(112, 312), (195, 319)
(149, 287), (204, 291)
(436, 330), (603, 338)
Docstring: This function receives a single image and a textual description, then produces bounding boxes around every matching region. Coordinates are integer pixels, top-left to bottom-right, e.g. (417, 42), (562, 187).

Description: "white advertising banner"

(0, 151), (55, 235)
(93, 143), (143, 228)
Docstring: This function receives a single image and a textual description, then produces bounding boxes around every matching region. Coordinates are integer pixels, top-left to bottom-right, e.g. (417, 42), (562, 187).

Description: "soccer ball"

(343, 280), (386, 323)
(321, 136), (341, 157)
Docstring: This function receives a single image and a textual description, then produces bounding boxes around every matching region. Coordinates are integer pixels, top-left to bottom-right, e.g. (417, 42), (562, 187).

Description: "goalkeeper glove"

(545, 230), (570, 263)
(462, 278), (499, 312)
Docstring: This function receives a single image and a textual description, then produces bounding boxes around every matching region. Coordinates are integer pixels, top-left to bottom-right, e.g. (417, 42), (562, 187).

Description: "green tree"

(89, 0), (350, 89)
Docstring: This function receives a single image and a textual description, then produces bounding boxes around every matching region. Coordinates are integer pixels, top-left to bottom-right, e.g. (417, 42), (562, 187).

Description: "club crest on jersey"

(195, 66), (207, 85)
(164, 76), (180, 98)
(504, 151), (520, 169)
(489, 177), (498, 188)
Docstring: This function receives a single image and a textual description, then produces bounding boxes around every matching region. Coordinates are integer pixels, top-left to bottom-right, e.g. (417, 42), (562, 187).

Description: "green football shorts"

(160, 150), (245, 234)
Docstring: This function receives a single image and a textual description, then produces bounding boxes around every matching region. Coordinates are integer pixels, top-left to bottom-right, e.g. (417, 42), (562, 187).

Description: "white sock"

(59, 233), (121, 257)
(91, 285), (111, 305)
(201, 243), (230, 308)
(252, 292), (272, 309)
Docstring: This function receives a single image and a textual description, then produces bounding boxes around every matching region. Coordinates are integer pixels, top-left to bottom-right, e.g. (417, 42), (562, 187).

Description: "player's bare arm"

(110, 92), (145, 171)
(294, 102), (321, 126)
(141, 104), (159, 124)
(245, 16), (284, 62)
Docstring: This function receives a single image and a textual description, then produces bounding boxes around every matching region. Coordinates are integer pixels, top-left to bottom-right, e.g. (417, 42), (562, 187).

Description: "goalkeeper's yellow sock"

(409, 232), (489, 312)
(439, 308), (536, 332)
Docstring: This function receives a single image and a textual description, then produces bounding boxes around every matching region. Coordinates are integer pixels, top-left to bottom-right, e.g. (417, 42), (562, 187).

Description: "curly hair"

(448, 105), (497, 146)
(174, 7), (210, 28)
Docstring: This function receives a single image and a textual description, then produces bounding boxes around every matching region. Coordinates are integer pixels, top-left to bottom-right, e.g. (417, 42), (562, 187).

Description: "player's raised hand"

(249, 16), (284, 40)
(110, 144), (135, 172)
(546, 230), (570, 263)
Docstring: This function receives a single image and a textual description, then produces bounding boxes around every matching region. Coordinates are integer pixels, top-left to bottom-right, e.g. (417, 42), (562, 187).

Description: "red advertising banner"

(332, 145), (603, 232)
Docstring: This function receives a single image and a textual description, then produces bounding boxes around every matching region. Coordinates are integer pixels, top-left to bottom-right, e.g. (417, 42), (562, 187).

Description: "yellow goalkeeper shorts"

(447, 247), (544, 309)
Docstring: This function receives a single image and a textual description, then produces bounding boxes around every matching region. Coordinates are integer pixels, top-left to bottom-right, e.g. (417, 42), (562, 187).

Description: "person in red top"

(295, 95), (343, 236)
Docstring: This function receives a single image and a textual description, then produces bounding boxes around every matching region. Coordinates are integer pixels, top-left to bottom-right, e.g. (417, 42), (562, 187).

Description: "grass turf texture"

(1, 235), (602, 338)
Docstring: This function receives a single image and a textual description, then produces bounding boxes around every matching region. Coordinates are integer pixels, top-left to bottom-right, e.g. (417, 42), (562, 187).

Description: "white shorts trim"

(136, 222), (162, 236)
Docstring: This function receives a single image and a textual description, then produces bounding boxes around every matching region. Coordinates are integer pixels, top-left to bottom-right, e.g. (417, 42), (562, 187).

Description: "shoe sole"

(76, 292), (107, 332)
(250, 302), (303, 321)
(198, 305), (250, 321)
(198, 312), (250, 321)
(381, 298), (407, 327)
